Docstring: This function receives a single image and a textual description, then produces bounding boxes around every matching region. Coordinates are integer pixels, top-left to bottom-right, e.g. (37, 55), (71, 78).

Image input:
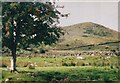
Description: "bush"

(71, 62), (76, 66)
(62, 62), (70, 66)
(110, 66), (114, 69)
(81, 63), (85, 66)
(62, 62), (77, 66)
(88, 62), (92, 66)
(76, 62), (85, 66)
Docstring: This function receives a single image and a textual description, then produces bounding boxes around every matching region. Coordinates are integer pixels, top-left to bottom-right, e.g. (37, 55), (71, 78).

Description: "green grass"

(1, 66), (119, 83)
(1, 55), (119, 67)
(1, 55), (119, 82)
(1, 55), (119, 68)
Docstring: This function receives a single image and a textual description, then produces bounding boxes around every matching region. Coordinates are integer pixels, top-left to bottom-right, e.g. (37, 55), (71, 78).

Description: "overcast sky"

(55, 0), (119, 31)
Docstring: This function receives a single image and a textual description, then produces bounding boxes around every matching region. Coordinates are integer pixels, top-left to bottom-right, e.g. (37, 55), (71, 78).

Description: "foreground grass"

(1, 55), (119, 82)
(1, 66), (119, 83)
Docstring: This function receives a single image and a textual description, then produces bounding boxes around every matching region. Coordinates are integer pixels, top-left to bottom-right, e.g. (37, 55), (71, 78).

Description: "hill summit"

(53, 22), (119, 51)
(63, 22), (118, 37)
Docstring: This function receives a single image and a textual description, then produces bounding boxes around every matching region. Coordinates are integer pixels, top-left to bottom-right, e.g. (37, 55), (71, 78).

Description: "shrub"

(71, 62), (76, 66)
(76, 62), (85, 66)
(110, 66), (114, 69)
(89, 62), (92, 66)
(81, 63), (85, 66)
(62, 62), (69, 66)
(62, 62), (77, 66)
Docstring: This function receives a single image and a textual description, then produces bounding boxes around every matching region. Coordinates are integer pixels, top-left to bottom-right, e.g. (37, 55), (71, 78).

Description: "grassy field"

(0, 55), (120, 82)
(1, 66), (119, 83)
(1, 55), (119, 67)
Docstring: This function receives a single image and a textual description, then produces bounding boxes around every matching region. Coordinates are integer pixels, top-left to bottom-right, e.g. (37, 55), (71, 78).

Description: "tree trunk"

(10, 46), (17, 71)
(10, 17), (18, 72)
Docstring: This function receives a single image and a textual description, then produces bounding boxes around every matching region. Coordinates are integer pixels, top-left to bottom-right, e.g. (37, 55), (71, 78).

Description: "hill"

(52, 22), (119, 51)
(1, 22), (119, 53)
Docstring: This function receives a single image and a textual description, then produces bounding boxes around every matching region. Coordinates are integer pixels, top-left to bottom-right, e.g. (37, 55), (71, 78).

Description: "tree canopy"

(2, 2), (64, 50)
(2, 2), (66, 71)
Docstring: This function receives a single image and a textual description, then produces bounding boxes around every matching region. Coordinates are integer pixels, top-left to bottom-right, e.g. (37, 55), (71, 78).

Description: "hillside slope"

(53, 22), (119, 51)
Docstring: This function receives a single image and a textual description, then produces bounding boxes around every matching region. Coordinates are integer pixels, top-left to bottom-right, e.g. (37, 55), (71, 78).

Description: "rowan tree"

(2, 2), (65, 71)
